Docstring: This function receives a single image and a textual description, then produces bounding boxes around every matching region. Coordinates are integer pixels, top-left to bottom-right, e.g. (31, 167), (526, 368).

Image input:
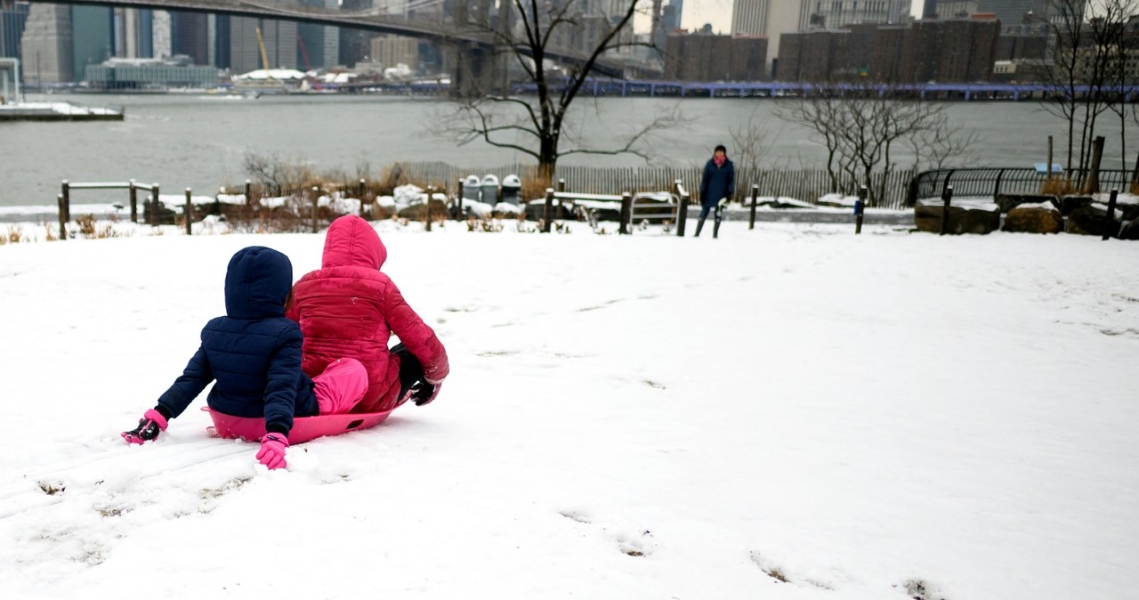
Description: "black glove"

(411, 380), (443, 406)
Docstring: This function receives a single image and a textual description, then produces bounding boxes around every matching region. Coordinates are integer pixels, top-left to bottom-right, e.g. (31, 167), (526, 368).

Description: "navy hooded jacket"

(699, 157), (735, 208)
(156, 246), (318, 435)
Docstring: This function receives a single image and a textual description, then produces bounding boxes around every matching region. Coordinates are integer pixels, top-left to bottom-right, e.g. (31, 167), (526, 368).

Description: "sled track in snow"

(0, 438), (253, 521)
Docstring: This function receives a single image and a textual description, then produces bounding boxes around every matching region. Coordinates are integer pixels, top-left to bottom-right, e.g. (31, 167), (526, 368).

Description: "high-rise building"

(664, 31), (768, 81)
(731, 0), (810, 70)
(872, 16), (1000, 82)
(934, 0), (980, 18)
(1, 1), (29, 59)
(805, 0), (912, 30)
(371, 34), (418, 70)
(72, 5), (113, 80)
(777, 29), (850, 81)
(298, 0), (339, 69)
(113, 8), (153, 57)
(229, 17), (297, 73)
(171, 11), (209, 65)
(153, 11), (171, 59)
(975, 0), (1051, 28)
(655, 0), (683, 51)
(889, 0), (913, 22)
(340, 0), (378, 67)
(20, 3), (71, 83)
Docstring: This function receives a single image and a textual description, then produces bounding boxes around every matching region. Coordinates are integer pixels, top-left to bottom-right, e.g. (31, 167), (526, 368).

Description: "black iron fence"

(908, 168), (1136, 206)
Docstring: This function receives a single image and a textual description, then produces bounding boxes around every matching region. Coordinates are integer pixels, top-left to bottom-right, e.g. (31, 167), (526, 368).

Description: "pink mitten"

(256, 433), (289, 470)
(122, 409), (168, 445)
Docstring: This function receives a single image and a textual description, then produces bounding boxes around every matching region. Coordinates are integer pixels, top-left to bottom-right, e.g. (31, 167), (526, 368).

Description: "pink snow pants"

(313, 358), (368, 415)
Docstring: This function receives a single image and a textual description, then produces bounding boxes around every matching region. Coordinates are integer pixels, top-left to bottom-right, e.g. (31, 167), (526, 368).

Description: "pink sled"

(204, 407), (395, 444)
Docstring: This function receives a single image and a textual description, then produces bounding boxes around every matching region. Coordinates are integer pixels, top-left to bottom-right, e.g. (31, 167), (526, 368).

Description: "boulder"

(1002, 203), (1063, 234)
(914, 200), (1000, 235)
(1091, 192), (1139, 221)
(396, 198), (448, 220)
(1065, 204), (1121, 237)
(1058, 195), (1094, 216)
(995, 194), (1057, 213)
(1119, 220), (1139, 240)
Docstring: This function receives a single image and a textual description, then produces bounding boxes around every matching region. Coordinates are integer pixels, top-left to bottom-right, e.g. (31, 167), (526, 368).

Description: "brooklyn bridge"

(21, 0), (630, 96)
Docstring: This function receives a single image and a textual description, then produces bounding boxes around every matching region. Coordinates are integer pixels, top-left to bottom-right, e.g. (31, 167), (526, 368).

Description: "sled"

(203, 407), (395, 444)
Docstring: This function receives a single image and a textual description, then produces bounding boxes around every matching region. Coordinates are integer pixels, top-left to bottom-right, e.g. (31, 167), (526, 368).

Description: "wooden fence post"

(311, 186), (319, 233)
(557, 178), (566, 221)
(543, 188), (554, 233)
(57, 193), (66, 241)
(60, 180), (70, 223)
(359, 179), (367, 218)
(129, 179), (138, 223)
(939, 185), (954, 236)
(619, 192), (632, 235)
(456, 178), (464, 219)
(675, 179), (688, 237)
(1104, 189), (1119, 241)
(150, 184), (160, 226)
(855, 185), (867, 234)
(425, 186), (433, 232)
(184, 188), (193, 236)
(749, 184), (759, 230)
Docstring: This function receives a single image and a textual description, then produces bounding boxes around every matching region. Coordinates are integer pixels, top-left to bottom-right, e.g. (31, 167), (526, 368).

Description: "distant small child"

(122, 246), (368, 470)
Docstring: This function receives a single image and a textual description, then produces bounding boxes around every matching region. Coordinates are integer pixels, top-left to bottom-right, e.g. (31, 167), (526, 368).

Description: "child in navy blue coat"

(122, 246), (367, 470)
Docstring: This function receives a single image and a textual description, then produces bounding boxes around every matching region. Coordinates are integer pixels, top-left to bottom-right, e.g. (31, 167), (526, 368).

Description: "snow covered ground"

(0, 221), (1136, 600)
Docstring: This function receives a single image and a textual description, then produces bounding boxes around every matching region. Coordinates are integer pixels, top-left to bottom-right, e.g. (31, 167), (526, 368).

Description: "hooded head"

(224, 246), (294, 319)
(321, 215), (387, 271)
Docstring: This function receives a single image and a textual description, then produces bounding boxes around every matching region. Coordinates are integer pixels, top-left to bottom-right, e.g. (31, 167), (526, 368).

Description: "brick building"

(664, 32), (768, 81)
(776, 16), (1000, 83)
(776, 30), (849, 81)
(871, 17), (1000, 82)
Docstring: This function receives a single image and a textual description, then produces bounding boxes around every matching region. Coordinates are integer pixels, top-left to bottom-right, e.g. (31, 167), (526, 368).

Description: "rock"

(995, 194), (1057, 213)
(1002, 204), (1063, 234)
(1118, 220), (1139, 240)
(396, 199), (448, 220)
(1057, 195), (1094, 216)
(1065, 204), (1121, 237)
(914, 200), (1000, 235)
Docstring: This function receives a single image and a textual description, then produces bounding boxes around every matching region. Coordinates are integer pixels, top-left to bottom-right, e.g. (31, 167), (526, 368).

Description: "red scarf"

(713, 155), (726, 167)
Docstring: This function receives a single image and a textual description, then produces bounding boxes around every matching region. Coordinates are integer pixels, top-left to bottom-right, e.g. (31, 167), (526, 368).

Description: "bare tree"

(1041, 0), (1137, 180)
(905, 112), (985, 171)
(776, 85), (949, 205)
(436, 0), (680, 186)
(729, 106), (787, 197)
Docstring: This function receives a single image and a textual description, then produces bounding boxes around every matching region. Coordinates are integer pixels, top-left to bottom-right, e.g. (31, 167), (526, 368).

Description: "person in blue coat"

(697, 144), (735, 237)
(121, 246), (367, 470)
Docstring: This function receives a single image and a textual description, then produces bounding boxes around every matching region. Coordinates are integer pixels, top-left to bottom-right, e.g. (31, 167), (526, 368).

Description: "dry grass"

(1040, 177), (1075, 195)
(0, 225), (22, 244)
(520, 168), (552, 203)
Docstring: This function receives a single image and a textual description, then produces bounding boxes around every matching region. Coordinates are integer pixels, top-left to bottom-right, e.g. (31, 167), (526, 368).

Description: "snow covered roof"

(232, 69), (307, 81)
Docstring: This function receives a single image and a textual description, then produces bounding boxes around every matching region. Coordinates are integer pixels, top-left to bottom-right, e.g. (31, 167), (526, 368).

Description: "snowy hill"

(0, 221), (1136, 599)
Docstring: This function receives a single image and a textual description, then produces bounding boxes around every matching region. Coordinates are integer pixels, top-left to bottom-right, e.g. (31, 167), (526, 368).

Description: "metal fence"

(909, 167), (1137, 205)
(390, 162), (916, 209)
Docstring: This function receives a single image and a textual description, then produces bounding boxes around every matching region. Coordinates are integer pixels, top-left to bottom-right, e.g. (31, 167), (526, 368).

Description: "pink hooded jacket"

(287, 216), (449, 413)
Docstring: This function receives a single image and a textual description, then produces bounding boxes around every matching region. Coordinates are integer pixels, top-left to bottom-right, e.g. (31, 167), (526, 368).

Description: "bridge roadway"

(23, 0), (626, 77)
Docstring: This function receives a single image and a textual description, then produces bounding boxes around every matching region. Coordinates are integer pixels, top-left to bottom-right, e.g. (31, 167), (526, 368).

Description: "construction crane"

(255, 26), (274, 76)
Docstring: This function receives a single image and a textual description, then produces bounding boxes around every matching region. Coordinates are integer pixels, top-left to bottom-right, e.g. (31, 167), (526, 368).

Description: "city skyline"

(651, 0), (924, 33)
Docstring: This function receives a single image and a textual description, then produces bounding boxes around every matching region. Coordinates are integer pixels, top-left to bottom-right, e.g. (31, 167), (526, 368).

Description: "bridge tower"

(449, 0), (506, 99)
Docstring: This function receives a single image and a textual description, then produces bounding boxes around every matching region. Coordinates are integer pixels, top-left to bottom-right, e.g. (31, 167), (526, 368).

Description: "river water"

(2, 93), (1136, 207)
